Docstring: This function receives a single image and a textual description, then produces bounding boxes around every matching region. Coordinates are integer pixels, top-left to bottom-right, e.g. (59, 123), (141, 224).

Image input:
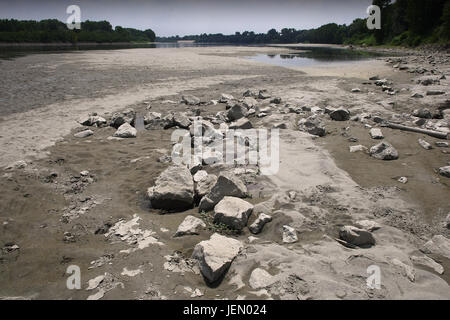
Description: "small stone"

(248, 213), (272, 234)
(426, 90), (445, 96)
(420, 235), (450, 259)
(329, 108), (350, 121)
(349, 145), (368, 153)
(355, 220), (381, 232)
(398, 177), (408, 184)
(370, 141), (398, 160)
(411, 93), (424, 98)
(249, 268), (275, 289)
(191, 233), (243, 283)
(339, 226), (375, 247)
(228, 118), (253, 130)
(113, 123), (137, 138)
(193, 170), (208, 183)
(351, 88), (361, 93)
(435, 142), (449, 148)
(174, 215), (206, 237)
(74, 130), (94, 138)
(391, 258), (415, 282)
(282, 225), (298, 243)
(182, 95), (201, 105)
(369, 128), (384, 139)
(438, 165), (450, 177)
(214, 197), (253, 231)
(418, 139), (433, 150)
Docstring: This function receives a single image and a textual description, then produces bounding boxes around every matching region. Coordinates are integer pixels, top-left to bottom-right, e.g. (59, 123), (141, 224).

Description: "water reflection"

(248, 46), (381, 67)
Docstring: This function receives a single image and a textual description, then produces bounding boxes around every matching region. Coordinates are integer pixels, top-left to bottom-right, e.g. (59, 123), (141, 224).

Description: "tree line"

(158, 0), (450, 47)
(0, 19), (156, 43)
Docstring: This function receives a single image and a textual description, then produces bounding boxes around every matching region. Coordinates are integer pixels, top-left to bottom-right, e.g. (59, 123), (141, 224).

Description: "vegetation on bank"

(157, 0), (450, 47)
(0, 19), (156, 43)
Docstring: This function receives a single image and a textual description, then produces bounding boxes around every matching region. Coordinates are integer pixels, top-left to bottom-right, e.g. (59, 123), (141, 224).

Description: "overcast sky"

(0, 0), (373, 37)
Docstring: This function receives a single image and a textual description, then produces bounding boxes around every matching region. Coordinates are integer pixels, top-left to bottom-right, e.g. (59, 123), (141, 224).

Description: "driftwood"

(383, 122), (449, 140)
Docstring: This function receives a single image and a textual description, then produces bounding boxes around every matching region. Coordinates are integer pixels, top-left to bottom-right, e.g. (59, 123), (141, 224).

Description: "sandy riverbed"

(0, 46), (449, 300)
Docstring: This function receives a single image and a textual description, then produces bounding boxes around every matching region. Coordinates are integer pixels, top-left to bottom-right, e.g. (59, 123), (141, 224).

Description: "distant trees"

(157, 0), (450, 47)
(0, 19), (156, 43)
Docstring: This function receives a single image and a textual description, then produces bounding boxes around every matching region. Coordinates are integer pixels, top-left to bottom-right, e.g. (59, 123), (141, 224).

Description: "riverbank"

(0, 45), (449, 300)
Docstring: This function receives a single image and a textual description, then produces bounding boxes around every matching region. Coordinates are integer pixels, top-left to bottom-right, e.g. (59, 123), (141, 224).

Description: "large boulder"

(226, 103), (247, 122)
(329, 108), (350, 121)
(214, 197), (254, 231)
(249, 213), (272, 234)
(113, 123), (137, 138)
(339, 226), (375, 247)
(298, 116), (326, 137)
(191, 233), (243, 283)
(370, 141), (399, 160)
(174, 215), (206, 237)
(198, 173), (247, 212)
(195, 174), (218, 200)
(147, 165), (194, 211)
(173, 113), (192, 129)
(110, 108), (136, 128)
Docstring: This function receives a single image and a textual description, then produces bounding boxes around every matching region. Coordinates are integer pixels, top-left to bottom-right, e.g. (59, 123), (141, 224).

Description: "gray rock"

(80, 115), (107, 127)
(110, 108), (136, 128)
(298, 116), (326, 137)
(174, 215), (206, 237)
(258, 90), (271, 99)
(74, 129), (94, 138)
(147, 165), (194, 211)
(248, 268), (275, 289)
(243, 89), (258, 98)
(282, 225), (298, 243)
(173, 113), (192, 129)
(339, 226), (375, 247)
(410, 255), (444, 274)
(226, 103), (247, 121)
(249, 213), (272, 234)
(144, 113), (173, 130)
(182, 95), (201, 105)
(418, 139), (433, 150)
(113, 123), (137, 138)
(242, 97), (258, 109)
(329, 108), (350, 121)
(270, 97), (282, 104)
(421, 235), (450, 259)
(219, 93), (235, 103)
(411, 93), (424, 98)
(193, 170), (208, 183)
(438, 166), (450, 178)
(198, 173), (247, 212)
(435, 141), (449, 148)
(229, 118), (253, 129)
(412, 108), (432, 119)
(191, 233), (243, 283)
(195, 174), (218, 199)
(214, 196), (253, 231)
(370, 128), (384, 139)
(391, 258), (415, 282)
(426, 90), (445, 96)
(355, 220), (381, 232)
(370, 141), (399, 160)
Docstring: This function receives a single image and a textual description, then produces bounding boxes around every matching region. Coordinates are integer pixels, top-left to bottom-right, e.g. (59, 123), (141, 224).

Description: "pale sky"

(0, 0), (373, 37)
